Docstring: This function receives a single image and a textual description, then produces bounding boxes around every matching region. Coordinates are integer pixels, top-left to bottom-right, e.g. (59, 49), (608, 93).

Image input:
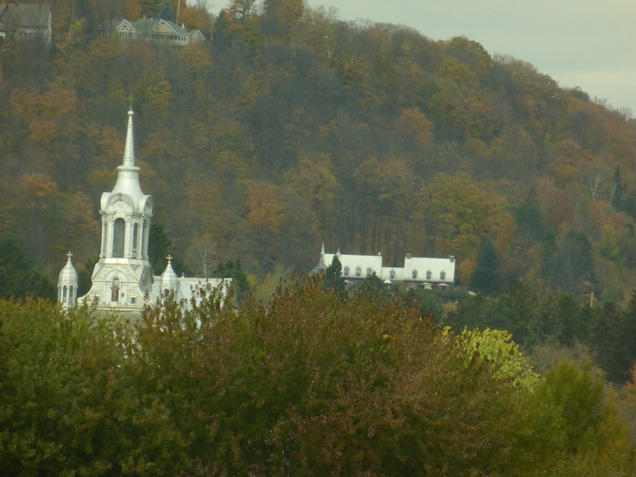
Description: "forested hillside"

(2, 0), (636, 305)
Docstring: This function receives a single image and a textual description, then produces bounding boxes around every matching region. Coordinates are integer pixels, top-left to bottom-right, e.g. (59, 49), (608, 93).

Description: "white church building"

(58, 108), (225, 312)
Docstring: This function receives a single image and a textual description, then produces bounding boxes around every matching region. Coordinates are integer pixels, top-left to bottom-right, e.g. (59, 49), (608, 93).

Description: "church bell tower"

(80, 108), (154, 309)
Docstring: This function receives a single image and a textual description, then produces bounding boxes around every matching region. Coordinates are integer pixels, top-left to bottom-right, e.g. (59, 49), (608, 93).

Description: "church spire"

(123, 108), (135, 168)
(109, 107), (144, 201)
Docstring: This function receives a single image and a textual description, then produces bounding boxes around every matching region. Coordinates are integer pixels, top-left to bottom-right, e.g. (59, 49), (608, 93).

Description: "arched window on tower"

(132, 223), (139, 258)
(101, 222), (107, 255)
(113, 218), (125, 258)
(142, 223), (148, 258)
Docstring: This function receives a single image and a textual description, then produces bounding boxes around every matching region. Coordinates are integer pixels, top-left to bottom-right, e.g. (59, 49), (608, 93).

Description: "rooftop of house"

(314, 246), (456, 284)
(104, 17), (204, 39)
(0, 3), (51, 31)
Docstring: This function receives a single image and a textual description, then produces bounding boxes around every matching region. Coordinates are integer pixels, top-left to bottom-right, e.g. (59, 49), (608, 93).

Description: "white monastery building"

(58, 108), (225, 312)
(314, 245), (456, 289)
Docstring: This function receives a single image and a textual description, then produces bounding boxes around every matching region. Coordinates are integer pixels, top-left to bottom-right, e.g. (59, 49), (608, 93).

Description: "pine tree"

(472, 238), (501, 294)
(325, 255), (344, 292)
(158, 0), (174, 21)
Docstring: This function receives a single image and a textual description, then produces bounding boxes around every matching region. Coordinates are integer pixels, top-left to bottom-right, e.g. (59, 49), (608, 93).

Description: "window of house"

(367, 267), (373, 277)
(412, 269), (418, 279)
(440, 271), (446, 280)
(426, 270), (432, 280)
(390, 269), (395, 279)
(356, 267), (361, 277)
(344, 266), (350, 276)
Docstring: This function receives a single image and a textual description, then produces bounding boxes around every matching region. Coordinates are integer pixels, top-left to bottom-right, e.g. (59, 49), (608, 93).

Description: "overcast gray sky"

(206, 1), (636, 117)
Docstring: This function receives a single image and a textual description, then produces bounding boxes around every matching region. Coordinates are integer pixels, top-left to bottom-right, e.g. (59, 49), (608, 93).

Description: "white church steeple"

(63, 105), (231, 316)
(78, 107), (154, 310)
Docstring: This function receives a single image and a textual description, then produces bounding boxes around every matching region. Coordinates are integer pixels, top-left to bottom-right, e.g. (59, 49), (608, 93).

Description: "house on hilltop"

(103, 17), (205, 47)
(313, 245), (456, 289)
(0, 3), (51, 43)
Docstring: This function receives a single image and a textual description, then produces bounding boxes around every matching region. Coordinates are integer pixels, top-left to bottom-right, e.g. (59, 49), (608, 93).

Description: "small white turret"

(160, 254), (179, 297)
(58, 251), (78, 309)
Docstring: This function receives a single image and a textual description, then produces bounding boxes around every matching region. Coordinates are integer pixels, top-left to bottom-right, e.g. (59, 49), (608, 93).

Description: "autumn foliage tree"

(6, 278), (632, 474)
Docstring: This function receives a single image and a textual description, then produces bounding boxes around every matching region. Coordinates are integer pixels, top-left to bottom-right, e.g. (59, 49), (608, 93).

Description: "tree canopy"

(1, 278), (632, 474)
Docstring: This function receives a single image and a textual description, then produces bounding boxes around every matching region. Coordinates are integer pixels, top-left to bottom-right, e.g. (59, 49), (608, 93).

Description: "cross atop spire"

(66, 251), (73, 261)
(166, 254), (173, 264)
(128, 93), (134, 110)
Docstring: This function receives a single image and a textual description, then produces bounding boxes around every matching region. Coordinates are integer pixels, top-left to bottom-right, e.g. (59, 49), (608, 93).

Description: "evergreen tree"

(77, 256), (98, 297)
(325, 255), (344, 293)
(0, 235), (55, 301)
(513, 188), (544, 242)
(158, 0), (174, 21)
(471, 238), (501, 294)
(553, 229), (595, 294)
(213, 259), (250, 293)
(148, 223), (189, 276)
(360, 271), (386, 295)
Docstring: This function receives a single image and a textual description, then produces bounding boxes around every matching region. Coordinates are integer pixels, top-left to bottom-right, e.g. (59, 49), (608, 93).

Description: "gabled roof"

(105, 19), (136, 32)
(0, 3), (51, 30)
(383, 256), (455, 282)
(101, 17), (205, 41)
(133, 18), (189, 35)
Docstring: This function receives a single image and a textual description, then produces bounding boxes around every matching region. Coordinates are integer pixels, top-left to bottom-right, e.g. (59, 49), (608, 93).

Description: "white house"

(104, 18), (205, 47)
(0, 3), (52, 43)
(314, 245), (456, 289)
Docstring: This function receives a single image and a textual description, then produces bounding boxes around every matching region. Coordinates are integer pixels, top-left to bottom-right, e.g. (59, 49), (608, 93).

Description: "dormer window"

(440, 271), (446, 280)
(366, 267), (373, 277)
(412, 269), (418, 279)
(355, 267), (361, 277)
(426, 270), (432, 280)
(344, 266), (350, 276)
